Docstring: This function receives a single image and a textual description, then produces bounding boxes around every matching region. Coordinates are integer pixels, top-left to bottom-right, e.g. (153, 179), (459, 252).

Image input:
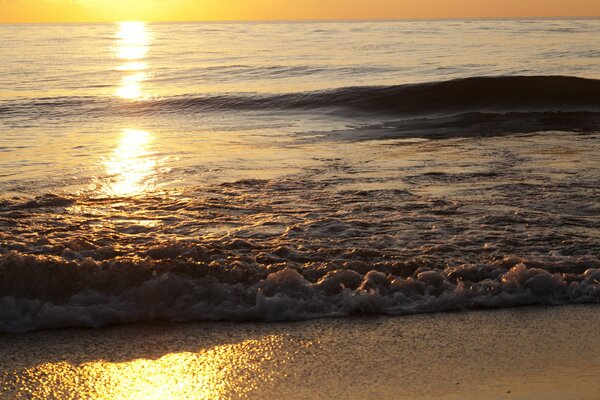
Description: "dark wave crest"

(2, 76), (600, 136)
(145, 75), (600, 116)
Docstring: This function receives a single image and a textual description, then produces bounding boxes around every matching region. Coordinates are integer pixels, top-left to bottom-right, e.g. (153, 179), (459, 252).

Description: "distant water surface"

(0, 19), (599, 332)
(1, 19), (599, 192)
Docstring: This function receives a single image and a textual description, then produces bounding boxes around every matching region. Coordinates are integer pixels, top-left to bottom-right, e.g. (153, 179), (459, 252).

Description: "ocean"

(0, 19), (599, 332)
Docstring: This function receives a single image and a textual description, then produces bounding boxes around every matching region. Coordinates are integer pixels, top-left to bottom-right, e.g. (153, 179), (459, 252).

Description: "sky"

(1, 0), (600, 23)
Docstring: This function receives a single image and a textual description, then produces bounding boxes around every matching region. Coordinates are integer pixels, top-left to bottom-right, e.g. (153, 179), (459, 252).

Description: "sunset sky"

(1, 0), (600, 23)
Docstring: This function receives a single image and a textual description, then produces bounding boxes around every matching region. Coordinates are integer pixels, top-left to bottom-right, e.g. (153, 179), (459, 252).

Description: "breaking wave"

(1, 166), (599, 333)
(1, 249), (599, 333)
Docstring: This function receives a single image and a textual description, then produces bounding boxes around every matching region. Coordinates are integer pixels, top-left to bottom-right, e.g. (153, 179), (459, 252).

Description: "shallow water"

(1, 20), (599, 332)
(2, 306), (600, 399)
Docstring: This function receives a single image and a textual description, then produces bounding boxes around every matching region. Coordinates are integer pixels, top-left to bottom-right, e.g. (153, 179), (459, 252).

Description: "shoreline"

(2, 304), (599, 399)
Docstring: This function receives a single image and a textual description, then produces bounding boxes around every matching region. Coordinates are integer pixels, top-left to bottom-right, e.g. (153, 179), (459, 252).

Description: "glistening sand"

(1, 305), (599, 399)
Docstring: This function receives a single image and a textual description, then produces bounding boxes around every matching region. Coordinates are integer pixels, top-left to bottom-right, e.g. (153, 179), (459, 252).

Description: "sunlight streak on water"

(116, 21), (149, 60)
(10, 336), (287, 399)
(115, 22), (150, 100)
(104, 129), (156, 196)
(116, 71), (149, 99)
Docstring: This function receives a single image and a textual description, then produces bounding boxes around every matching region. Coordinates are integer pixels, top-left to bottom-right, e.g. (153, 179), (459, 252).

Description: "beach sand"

(1, 305), (599, 399)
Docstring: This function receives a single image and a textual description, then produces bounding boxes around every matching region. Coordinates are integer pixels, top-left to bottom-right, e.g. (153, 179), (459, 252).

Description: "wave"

(2, 75), (599, 117)
(143, 75), (600, 116)
(1, 166), (599, 332)
(2, 75), (599, 137)
(1, 249), (599, 333)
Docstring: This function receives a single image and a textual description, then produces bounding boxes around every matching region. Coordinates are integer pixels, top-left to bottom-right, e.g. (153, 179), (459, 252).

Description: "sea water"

(0, 19), (599, 332)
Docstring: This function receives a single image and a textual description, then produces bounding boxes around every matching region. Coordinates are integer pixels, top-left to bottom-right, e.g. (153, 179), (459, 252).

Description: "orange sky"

(1, 0), (599, 23)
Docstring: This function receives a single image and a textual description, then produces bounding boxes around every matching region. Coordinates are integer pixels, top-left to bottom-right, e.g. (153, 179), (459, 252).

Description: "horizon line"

(1, 15), (600, 25)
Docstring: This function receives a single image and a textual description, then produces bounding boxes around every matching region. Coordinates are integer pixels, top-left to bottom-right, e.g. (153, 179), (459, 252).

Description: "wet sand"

(1, 305), (599, 399)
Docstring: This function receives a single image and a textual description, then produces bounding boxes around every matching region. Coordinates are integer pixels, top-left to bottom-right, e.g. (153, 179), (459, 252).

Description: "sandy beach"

(1, 305), (599, 399)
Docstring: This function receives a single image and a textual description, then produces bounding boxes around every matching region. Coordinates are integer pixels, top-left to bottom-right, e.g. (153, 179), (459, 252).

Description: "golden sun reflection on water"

(115, 22), (150, 100)
(116, 71), (149, 99)
(104, 129), (156, 196)
(12, 336), (290, 400)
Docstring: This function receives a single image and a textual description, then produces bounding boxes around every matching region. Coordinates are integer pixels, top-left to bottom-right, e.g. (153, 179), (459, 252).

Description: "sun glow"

(1, 0), (600, 22)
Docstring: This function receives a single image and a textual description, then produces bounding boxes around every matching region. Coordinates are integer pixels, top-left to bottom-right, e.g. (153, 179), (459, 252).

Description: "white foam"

(1, 260), (600, 333)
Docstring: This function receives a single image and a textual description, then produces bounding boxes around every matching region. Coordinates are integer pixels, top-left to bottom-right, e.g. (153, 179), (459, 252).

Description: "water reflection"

(106, 23), (156, 195)
(9, 336), (286, 399)
(104, 129), (156, 196)
(115, 22), (150, 100)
